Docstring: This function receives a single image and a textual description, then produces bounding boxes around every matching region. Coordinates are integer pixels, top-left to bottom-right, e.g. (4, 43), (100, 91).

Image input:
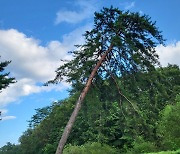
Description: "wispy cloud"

(1, 116), (16, 121)
(55, 0), (96, 24)
(0, 109), (16, 121)
(120, 2), (135, 10)
(139, 10), (144, 15)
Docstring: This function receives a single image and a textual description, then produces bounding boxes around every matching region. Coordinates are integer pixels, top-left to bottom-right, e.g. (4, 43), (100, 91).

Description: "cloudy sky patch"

(55, 0), (96, 24)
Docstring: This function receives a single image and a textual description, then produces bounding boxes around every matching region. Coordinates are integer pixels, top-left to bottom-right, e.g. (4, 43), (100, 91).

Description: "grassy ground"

(146, 149), (180, 154)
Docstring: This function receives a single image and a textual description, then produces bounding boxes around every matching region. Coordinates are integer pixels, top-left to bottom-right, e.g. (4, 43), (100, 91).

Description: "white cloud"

(0, 109), (16, 121)
(55, 0), (95, 24)
(0, 25), (91, 108)
(1, 116), (16, 121)
(139, 10), (144, 15)
(120, 2), (135, 10)
(0, 79), (70, 107)
(156, 41), (180, 66)
(0, 29), (64, 81)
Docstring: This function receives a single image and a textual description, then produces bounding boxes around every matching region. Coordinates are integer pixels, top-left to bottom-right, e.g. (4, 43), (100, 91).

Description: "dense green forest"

(0, 65), (180, 153)
(0, 7), (180, 154)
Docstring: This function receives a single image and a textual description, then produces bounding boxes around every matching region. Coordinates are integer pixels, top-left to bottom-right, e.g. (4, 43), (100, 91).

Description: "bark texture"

(55, 44), (113, 154)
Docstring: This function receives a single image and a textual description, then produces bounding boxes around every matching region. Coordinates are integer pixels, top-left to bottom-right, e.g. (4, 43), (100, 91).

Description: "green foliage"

(146, 149), (180, 154)
(1, 64), (179, 154)
(18, 129), (43, 154)
(1, 65), (178, 154)
(0, 58), (15, 92)
(117, 65), (180, 145)
(18, 94), (80, 154)
(43, 144), (56, 154)
(28, 106), (52, 128)
(48, 7), (163, 87)
(157, 94), (180, 150)
(0, 142), (20, 154)
(125, 136), (157, 154)
(63, 142), (118, 154)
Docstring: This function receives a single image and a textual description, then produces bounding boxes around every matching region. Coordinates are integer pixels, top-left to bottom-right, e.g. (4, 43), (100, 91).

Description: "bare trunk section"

(55, 44), (113, 154)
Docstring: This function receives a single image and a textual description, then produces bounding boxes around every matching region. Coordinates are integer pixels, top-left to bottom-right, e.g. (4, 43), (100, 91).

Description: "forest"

(0, 7), (180, 154)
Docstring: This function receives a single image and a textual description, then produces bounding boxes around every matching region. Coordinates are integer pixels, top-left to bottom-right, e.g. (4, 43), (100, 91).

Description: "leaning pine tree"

(49, 7), (164, 154)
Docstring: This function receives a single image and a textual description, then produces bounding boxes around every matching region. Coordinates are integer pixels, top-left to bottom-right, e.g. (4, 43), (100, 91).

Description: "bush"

(43, 144), (56, 154)
(63, 142), (118, 154)
(126, 136), (157, 154)
(157, 95), (180, 150)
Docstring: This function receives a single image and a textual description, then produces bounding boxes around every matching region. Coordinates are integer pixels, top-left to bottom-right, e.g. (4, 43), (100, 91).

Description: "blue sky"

(0, 0), (180, 147)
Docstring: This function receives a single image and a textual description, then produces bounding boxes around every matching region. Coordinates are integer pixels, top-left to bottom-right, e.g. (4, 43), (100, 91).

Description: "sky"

(0, 0), (180, 147)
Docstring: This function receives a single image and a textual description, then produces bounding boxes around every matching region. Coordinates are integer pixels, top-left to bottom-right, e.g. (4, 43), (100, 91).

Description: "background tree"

(49, 7), (164, 153)
(157, 94), (180, 150)
(0, 58), (15, 92)
(0, 142), (21, 154)
(0, 57), (15, 120)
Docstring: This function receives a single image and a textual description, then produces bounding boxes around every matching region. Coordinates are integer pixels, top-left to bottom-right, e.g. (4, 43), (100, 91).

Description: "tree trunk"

(55, 44), (113, 154)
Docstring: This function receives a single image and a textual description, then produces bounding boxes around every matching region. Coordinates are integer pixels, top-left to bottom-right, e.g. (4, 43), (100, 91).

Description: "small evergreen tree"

(0, 58), (15, 92)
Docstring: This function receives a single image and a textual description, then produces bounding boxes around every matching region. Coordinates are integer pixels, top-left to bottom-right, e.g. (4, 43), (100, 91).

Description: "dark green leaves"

(0, 58), (15, 92)
(50, 7), (164, 87)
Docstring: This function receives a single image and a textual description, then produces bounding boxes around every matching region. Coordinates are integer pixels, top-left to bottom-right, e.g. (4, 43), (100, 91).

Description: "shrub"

(63, 142), (118, 154)
(43, 144), (56, 154)
(126, 136), (157, 154)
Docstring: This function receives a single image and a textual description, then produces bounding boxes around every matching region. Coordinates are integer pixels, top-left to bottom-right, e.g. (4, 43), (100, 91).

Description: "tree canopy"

(50, 7), (164, 87)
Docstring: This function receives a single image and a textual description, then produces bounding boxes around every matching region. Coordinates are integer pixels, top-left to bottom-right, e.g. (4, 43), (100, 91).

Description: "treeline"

(0, 65), (180, 154)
